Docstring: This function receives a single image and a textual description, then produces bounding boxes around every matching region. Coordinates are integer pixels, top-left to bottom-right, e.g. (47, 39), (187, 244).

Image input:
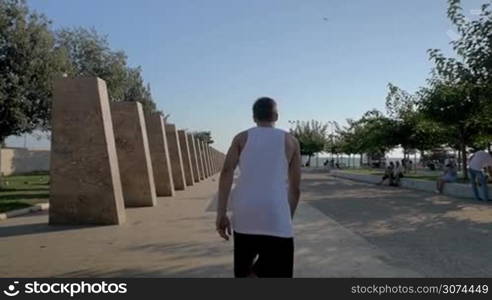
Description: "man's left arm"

(288, 136), (301, 218)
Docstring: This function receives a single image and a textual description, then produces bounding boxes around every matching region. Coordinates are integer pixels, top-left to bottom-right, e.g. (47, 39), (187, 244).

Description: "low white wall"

(0, 148), (50, 176)
(331, 170), (490, 199)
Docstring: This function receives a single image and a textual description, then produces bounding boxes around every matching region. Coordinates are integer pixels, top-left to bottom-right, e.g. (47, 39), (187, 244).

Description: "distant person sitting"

(468, 150), (492, 201)
(379, 162), (395, 185)
(435, 160), (457, 194)
(392, 161), (404, 186)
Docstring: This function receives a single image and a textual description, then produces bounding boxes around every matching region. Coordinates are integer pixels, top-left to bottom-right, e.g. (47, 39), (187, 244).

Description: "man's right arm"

(216, 133), (242, 240)
(288, 135), (301, 218)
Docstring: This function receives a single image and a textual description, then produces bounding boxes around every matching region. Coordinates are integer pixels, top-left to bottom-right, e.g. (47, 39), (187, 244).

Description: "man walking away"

(215, 97), (301, 278)
(468, 150), (492, 201)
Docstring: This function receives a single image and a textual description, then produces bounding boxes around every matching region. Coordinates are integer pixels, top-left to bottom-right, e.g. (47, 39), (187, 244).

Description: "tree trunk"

(461, 142), (468, 180)
(457, 148), (462, 170)
(360, 153), (363, 167)
(0, 140), (3, 190)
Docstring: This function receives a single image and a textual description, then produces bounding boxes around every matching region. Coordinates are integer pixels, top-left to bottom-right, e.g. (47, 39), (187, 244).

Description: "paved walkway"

(0, 170), (491, 277)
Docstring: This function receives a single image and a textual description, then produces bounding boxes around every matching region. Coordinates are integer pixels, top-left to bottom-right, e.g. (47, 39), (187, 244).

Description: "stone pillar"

(212, 147), (217, 174)
(145, 113), (174, 197)
(111, 102), (156, 207)
(217, 151), (224, 172)
(165, 123), (186, 190)
(187, 133), (200, 183)
(178, 130), (194, 186)
(211, 148), (216, 173)
(205, 145), (213, 175)
(200, 141), (210, 178)
(195, 137), (205, 180)
(49, 77), (125, 225)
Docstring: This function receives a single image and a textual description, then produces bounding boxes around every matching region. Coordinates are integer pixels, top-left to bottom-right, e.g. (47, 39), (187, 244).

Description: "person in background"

(323, 159), (329, 168)
(435, 159), (458, 194)
(392, 161), (404, 186)
(401, 159), (407, 173)
(468, 150), (492, 201)
(379, 161), (395, 185)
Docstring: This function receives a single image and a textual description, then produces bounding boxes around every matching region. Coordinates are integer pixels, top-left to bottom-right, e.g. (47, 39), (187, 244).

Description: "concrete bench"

(331, 170), (491, 200)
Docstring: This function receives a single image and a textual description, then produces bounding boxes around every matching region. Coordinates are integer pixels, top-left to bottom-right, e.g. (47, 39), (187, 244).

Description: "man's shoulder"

(232, 130), (248, 147)
(233, 130), (248, 141)
(284, 132), (299, 146)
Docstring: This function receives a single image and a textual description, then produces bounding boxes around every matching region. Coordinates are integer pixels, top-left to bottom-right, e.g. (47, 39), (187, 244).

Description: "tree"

(55, 27), (128, 100)
(356, 110), (399, 156)
(425, 0), (492, 178)
(194, 131), (214, 144)
(419, 82), (482, 178)
(55, 27), (157, 112)
(386, 83), (447, 158)
(0, 0), (66, 143)
(123, 67), (156, 113)
(336, 119), (368, 167)
(289, 120), (328, 166)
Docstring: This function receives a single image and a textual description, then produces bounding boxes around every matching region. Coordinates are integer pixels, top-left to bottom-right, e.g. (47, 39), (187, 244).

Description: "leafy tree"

(419, 82), (481, 178)
(55, 27), (157, 112)
(356, 110), (399, 156)
(55, 27), (128, 101)
(0, 0), (66, 143)
(335, 122), (359, 167)
(386, 84), (447, 158)
(123, 67), (156, 113)
(425, 0), (492, 178)
(289, 120), (328, 166)
(336, 119), (371, 167)
(194, 131), (214, 144)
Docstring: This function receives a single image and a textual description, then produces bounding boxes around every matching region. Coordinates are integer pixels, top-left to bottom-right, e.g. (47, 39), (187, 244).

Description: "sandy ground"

(0, 170), (490, 277)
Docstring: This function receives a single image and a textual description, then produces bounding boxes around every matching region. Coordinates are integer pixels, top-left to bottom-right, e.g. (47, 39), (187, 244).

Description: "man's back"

(215, 97), (301, 277)
(231, 127), (292, 238)
(469, 151), (492, 171)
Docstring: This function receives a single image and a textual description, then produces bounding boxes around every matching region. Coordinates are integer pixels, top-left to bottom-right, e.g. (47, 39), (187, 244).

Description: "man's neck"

(256, 122), (275, 128)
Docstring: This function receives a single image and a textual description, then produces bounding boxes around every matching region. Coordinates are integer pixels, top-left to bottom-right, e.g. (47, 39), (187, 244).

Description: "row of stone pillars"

(48, 77), (226, 225)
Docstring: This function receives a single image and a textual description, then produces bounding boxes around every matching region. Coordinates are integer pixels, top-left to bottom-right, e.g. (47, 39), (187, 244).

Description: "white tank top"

(231, 126), (293, 238)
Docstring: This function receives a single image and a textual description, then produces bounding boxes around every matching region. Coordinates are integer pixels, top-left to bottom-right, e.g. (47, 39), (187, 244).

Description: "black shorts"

(233, 231), (294, 278)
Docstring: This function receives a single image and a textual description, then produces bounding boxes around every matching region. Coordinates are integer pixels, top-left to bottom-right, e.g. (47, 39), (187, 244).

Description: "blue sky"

(7, 0), (486, 151)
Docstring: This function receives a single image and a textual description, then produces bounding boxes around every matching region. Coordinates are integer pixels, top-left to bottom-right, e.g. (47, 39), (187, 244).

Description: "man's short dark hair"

(253, 97), (277, 122)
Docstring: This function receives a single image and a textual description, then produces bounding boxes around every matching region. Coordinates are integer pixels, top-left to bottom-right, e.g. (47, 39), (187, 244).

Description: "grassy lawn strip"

(0, 172), (50, 213)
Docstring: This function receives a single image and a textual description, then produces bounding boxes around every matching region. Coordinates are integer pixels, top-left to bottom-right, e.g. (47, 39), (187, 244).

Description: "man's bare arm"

(288, 136), (301, 218)
(217, 135), (241, 216)
(216, 134), (242, 240)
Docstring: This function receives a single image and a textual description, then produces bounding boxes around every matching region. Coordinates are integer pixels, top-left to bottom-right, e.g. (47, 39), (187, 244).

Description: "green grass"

(0, 172), (50, 213)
